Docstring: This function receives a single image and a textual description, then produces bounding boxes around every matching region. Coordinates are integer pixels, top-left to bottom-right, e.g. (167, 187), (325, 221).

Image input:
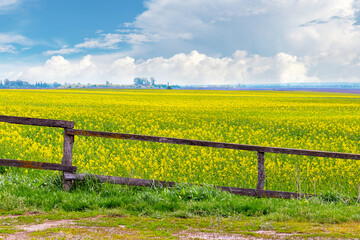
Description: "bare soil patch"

(176, 229), (297, 240)
(15, 219), (75, 232)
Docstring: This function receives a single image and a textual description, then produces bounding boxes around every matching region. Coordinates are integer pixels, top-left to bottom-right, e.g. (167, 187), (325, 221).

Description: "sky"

(0, 0), (360, 85)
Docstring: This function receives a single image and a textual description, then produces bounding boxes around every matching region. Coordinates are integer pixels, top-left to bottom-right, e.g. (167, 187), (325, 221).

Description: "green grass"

(2, 171), (360, 238)
(1, 171), (360, 224)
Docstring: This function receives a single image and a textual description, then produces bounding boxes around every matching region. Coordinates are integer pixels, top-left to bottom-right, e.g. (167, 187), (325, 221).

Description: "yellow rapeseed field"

(0, 89), (360, 195)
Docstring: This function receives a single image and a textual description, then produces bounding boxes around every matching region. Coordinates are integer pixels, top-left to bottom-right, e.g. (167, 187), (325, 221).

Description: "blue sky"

(1, 0), (360, 85)
(0, 0), (145, 61)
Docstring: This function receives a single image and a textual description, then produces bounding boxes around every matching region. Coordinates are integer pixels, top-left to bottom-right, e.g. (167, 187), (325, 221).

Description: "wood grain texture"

(256, 152), (265, 190)
(0, 115), (74, 128)
(0, 158), (76, 172)
(63, 172), (176, 187)
(62, 129), (75, 190)
(66, 129), (360, 160)
(62, 131), (74, 166)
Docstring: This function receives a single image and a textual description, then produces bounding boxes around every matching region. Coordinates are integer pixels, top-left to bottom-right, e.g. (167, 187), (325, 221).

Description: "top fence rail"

(65, 129), (360, 160)
(0, 115), (74, 129)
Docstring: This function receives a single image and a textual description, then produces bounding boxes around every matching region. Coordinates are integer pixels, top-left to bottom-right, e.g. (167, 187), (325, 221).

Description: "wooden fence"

(1, 115), (360, 198)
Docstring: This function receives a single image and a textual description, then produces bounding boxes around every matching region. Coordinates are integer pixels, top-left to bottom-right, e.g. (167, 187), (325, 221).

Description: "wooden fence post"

(256, 151), (266, 191)
(62, 128), (75, 190)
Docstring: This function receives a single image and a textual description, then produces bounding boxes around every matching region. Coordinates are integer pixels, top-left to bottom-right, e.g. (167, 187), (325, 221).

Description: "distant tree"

(134, 77), (150, 86)
(134, 77), (142, 85)
(53, 82), (61, 88)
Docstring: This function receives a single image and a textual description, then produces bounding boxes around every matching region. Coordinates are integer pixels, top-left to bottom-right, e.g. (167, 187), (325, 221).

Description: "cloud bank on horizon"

(1, 0), (360, 85)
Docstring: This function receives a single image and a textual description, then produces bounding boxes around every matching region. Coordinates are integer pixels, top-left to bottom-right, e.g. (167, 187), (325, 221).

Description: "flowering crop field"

(0, 89), (360, 195)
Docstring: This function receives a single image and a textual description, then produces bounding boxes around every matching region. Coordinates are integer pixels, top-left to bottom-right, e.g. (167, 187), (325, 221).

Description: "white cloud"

(0, 33), (32, 53)
(6, 50), (316, 85)
(0, 44), (16, 53)
(0, 0), (19, 10)
(0, 33), (31, 45)
(122, 0), (360, 83)
(44, 30), (160, 55)
(126, 0), (360, 57)
(0, 2), (28, 52)
(75, 33), (125, 49)
(274, 53), (310, 83)
(18, 55), (97, 83)
(4, 0), (360, 84)
(131, 0), (267, 44)
(43, 46), (81, 55)
(47, 0), (360, 84)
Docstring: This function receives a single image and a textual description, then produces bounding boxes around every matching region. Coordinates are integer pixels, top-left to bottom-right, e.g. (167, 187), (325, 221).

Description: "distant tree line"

(133, 77), (177, 89)
(0, 79), (61, 89)
(0, 77), (180, 89)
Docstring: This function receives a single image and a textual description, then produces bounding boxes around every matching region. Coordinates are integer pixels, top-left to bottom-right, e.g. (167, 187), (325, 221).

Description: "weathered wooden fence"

(1, 115), (360, 198)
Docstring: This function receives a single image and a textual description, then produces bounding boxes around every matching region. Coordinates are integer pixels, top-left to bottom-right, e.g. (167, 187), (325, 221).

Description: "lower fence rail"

(0, 158), (77, 172)
(64, 172), (314, 199)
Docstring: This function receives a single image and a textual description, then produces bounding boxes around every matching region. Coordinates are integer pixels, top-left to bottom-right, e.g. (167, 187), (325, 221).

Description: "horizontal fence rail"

(66, 129), (360, 160)
(0, 158), (77, 172)
(0, 115), (74, 129)
(1, 115), (360, 199)
(64, 172), (313, 199)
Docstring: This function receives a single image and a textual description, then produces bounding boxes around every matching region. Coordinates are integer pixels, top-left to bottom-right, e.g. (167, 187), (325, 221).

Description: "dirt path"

(2, 220), (297, 240)
(0, 213), (358, 239)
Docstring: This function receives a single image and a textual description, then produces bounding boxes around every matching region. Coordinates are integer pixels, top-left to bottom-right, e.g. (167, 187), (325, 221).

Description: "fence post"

(62, 128), (75, 190)
(256, 151), (266, 192)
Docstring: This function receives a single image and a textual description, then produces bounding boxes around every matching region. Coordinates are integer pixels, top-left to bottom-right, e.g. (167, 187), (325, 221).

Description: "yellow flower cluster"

(0, 89), (359, 195)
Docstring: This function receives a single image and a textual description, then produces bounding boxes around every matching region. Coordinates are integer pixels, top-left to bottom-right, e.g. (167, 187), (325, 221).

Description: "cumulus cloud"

(126, 0), (360, 58)
(19, 55), (97, 83)
(55, 0), (360, 57)
(7, 50), (316, 85)
(5, 0), (360, 84)
(126, 0), (360, 83)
